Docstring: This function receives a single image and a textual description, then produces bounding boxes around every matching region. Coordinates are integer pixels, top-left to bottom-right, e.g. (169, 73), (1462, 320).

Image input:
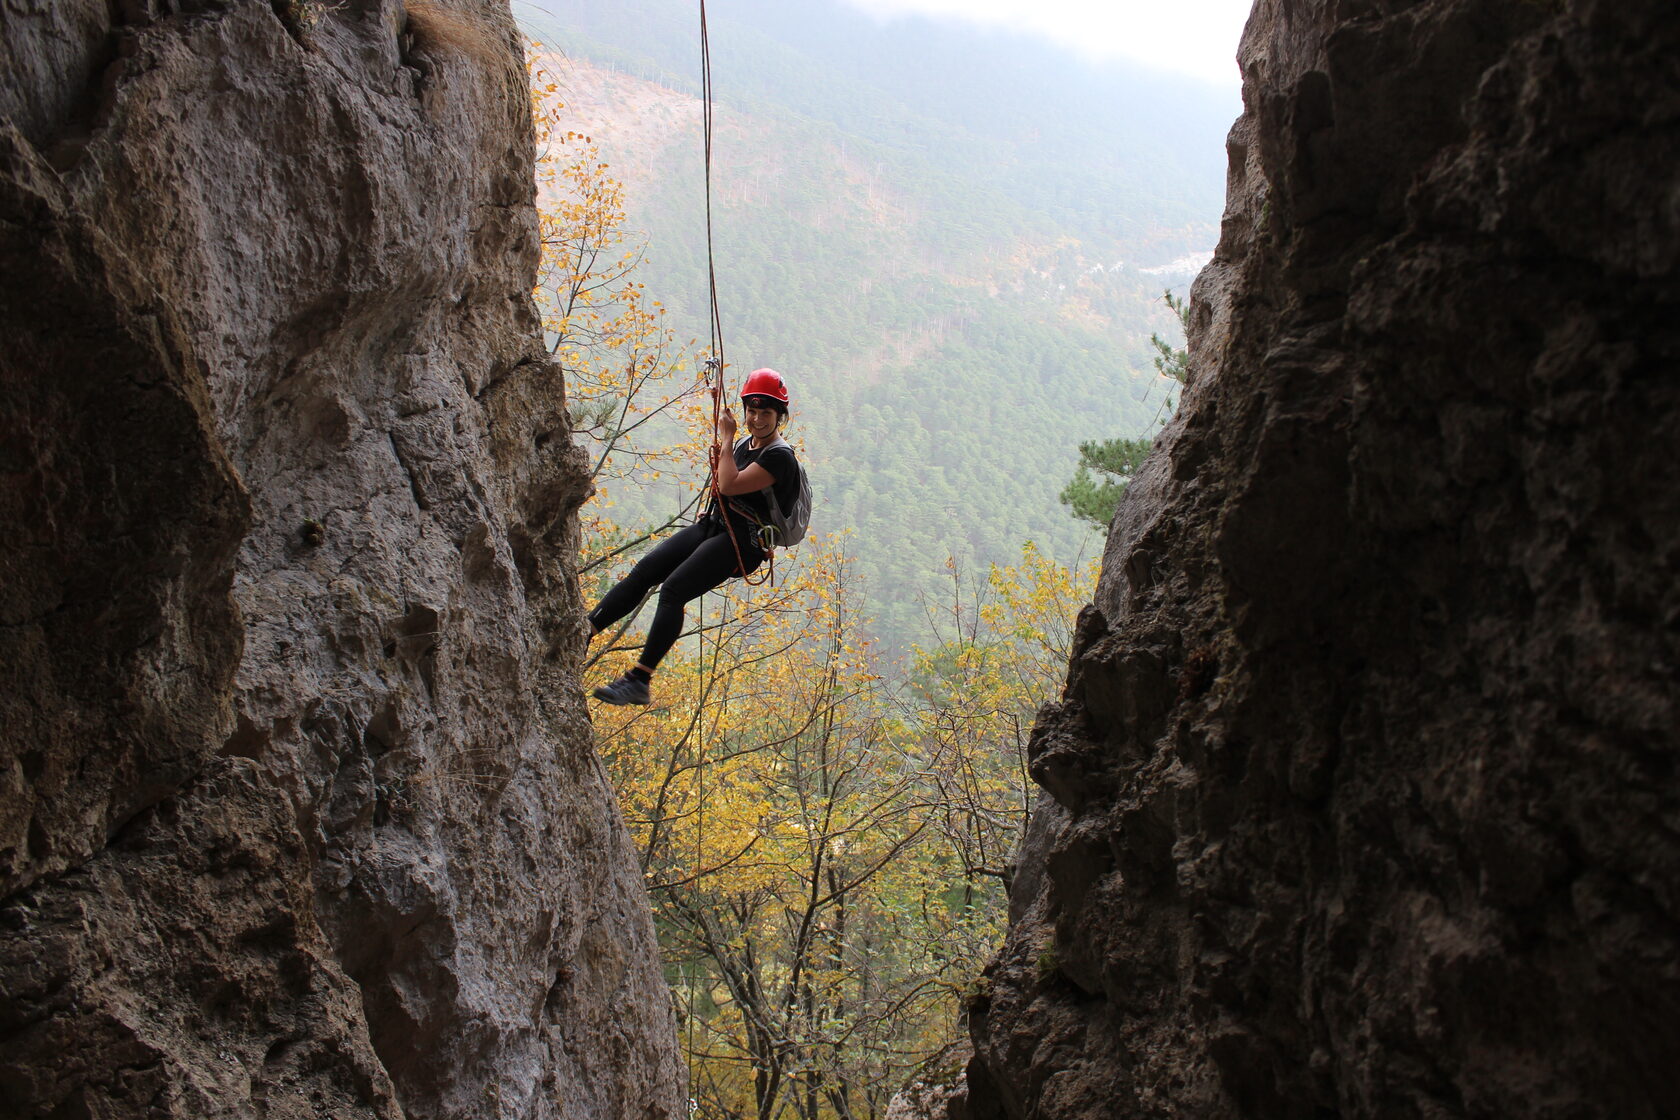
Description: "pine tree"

(1058, 290), (1189, 531)
(1058, 437), (1154, 531)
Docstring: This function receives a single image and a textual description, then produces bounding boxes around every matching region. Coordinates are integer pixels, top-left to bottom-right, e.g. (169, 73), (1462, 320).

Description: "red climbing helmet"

(741, 368), (789, 406)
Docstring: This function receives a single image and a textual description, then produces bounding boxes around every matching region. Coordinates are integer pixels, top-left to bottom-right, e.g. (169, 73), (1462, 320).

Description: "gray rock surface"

(966, 0), (1680, 1116)
(1, 2), (682, 1117)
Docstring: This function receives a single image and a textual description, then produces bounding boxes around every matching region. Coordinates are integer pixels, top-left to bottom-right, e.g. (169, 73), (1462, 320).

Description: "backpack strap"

(761, 437), (795, 517)
(737, 435), (791, 454)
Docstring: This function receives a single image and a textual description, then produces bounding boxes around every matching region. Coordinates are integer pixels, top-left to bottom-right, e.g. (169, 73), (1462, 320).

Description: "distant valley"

(520, 0), (1238, 653)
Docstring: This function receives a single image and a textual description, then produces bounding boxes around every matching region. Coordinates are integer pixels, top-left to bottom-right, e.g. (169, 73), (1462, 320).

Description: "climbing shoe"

(592, 672), (651, 706)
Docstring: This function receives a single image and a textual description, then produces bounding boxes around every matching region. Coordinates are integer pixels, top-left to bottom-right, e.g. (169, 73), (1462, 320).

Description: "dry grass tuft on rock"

(404, 0), (513, 72)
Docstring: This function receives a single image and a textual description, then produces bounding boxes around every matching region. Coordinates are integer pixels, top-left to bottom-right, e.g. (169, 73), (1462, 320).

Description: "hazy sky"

(840, 0), (1253, 86)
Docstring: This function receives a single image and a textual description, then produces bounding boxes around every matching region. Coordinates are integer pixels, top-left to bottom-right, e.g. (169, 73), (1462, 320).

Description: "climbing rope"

(700, 0), (724, 380)
(697, 0), (773, 589)
(686, 588), (706, 1109)
(690, 9), (729, 1102)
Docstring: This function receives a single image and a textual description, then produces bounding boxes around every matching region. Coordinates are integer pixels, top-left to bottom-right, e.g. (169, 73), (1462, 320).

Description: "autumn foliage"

(530, 46), (1095, 1119)
(590, 537), (1093, 1119)
(531, 52), (713, 572)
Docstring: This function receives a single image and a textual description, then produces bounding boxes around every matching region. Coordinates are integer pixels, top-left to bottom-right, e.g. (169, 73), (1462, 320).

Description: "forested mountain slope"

(519, 0), (1238, 651)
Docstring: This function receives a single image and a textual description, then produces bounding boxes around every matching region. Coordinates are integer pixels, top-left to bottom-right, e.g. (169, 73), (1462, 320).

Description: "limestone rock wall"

(965, 0), (1679, 1116)
(0, 2), (682, 1117)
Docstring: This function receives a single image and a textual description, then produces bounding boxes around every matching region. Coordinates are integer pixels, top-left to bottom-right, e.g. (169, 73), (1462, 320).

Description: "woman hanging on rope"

(587, 368), (800, 706)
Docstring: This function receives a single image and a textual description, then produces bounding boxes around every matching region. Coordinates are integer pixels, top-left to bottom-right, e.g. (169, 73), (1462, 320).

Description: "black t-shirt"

(712, 437), (798, 536)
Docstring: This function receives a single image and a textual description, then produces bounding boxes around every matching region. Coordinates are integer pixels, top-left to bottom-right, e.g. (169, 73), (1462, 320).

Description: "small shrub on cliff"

(1058, 435), (1153, 532)
(1058, 289), (1188, 531)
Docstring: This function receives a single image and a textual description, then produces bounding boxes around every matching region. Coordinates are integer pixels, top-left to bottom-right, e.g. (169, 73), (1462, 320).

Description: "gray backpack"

(740, 436), (812, 548)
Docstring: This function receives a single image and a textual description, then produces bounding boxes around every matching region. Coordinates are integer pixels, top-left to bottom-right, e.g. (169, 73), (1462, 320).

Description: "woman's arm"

(717, 461), (775, 496)
(713, 405), (776, 495)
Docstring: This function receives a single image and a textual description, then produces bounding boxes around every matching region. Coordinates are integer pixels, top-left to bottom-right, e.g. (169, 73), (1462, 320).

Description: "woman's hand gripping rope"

(704, 382), (774, 586)
(714, 383), (737, 444)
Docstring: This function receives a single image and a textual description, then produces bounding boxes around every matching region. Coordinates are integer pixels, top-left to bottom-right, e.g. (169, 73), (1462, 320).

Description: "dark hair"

(744, 393), (788, 417)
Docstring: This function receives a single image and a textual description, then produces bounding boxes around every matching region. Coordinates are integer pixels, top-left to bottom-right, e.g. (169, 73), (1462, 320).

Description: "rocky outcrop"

(965, 0), (1679, 1116)
(0, 2), (682, 1117)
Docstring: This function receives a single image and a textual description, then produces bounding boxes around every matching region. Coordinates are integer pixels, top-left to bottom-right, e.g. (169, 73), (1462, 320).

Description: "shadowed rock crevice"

(965, 0), (1680, 1117)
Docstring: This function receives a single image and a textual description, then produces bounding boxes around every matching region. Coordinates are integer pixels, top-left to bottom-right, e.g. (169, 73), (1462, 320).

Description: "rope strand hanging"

(686, 8), (769, 1097)
(698, 0), (773, 588)
(700, 0), (724, 380)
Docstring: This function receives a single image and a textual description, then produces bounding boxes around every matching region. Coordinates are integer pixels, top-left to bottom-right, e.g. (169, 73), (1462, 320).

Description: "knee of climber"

(655, 584), (695, 615)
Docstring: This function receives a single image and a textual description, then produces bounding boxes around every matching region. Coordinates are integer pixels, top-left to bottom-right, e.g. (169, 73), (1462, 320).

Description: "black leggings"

(587, 520), (763, 670)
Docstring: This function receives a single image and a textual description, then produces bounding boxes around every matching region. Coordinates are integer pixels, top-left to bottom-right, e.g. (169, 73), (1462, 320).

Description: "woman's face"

(743, 401), (780, 442)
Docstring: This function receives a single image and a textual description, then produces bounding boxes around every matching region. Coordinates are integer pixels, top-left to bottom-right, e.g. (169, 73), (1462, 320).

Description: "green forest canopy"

(518, 0), (1235, 656)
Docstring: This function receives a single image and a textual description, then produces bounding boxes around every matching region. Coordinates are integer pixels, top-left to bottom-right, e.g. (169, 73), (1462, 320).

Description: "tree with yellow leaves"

(908, 542), (1096, 925)
(530, 51), (712, 576)
(525, 43), (1099, 1118)
(597, 541), (947, 1120)
(591, 538), (1095, 1119)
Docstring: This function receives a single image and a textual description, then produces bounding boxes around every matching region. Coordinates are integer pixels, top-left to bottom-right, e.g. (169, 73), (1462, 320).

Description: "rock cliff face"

(0, 2), (682, 1117)
(966, 0), (1679, 1116)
